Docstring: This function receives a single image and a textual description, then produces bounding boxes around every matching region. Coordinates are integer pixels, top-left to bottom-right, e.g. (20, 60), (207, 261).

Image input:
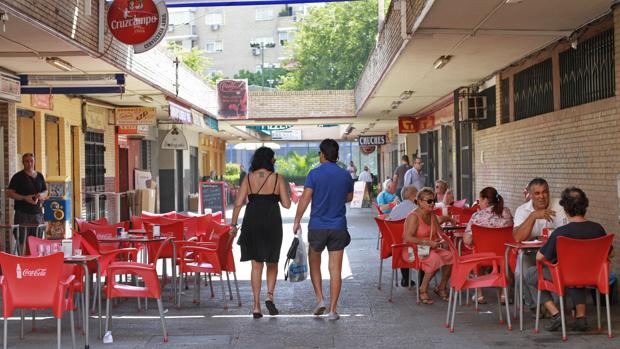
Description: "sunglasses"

(424, 199), (436, 205)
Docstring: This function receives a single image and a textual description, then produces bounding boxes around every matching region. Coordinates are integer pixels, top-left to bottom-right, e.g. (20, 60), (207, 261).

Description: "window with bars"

(500, 78), (510, 123)
(513, 59), (554, 121)
(560, 29), (615, 109)
(141, 140), (152, 170)
(85, 131), (105, 192)
(477, 86), (496, 130)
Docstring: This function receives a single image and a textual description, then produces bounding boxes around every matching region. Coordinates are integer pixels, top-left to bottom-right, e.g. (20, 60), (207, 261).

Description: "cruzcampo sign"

(358, 135), (387, 146)
(107, 0), (169, 53)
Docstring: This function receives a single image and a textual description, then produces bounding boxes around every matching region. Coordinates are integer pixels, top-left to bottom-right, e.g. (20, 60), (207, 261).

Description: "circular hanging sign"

(360, 145), (376, 155)
(107, 0), (168, 53)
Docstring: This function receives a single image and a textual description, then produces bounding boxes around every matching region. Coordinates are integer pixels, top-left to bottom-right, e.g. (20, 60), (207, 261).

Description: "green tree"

(276, 151), (320, 177)
(167, 42), (211, 79)
(279, 0), (378, 90)
(234, 68), (289, 88)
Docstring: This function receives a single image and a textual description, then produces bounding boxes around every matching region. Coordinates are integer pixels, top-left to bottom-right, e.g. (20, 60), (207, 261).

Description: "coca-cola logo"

(16, 264), (47, 279)
(218, 80), (246, 93)
(107, 0), (168, 53)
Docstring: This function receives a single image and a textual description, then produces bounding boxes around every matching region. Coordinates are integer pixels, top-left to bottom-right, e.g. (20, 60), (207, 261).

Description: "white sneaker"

(313, 301), (326, 316)
(326, 312), (340, 321)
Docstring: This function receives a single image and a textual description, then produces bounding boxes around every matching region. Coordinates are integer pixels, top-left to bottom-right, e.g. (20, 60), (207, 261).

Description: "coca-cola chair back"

(0, 252), (64, 316)
(81, 222), (128, 239)
(27, 236), (61, 256)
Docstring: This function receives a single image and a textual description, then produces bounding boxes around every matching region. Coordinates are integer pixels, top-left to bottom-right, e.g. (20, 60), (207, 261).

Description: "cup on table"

(38, 244), (45, 256)
(451, 215), (460, 225)
(204, 208), (212, 215)
(74, 248), (82, 257)
(441, 207), (448, 216)
(120, 231), (128, 239)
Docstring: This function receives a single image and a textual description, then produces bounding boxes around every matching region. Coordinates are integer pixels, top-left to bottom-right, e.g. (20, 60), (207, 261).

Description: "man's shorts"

(308, 229), (351, 252)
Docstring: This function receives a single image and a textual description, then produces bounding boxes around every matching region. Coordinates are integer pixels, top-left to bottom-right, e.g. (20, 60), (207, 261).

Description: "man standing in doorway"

(7, 153), (48, 240)
(238, 164), (247, 186)
(293, 139), (353, 321)
(403, 157), (425, 190)
(392, 155), (411, 199)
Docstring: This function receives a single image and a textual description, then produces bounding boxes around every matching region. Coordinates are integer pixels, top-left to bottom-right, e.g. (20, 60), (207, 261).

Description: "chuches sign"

(358, 135), (387, 146)
(107, 0), (169, 53)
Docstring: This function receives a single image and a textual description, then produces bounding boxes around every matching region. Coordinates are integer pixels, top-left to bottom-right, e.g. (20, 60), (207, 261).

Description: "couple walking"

(230, 139), (353, 320)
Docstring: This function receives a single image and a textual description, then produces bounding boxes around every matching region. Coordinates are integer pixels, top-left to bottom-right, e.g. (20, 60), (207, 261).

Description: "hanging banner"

(271, 129), (302, 140)
(169, 101), (193, 124)
(161, 127), (188, 149)
(217, 79), (248, 118)
(107, 0), (169, 54)
(0, 73), (20, 102)
(117, 125), (150, 136)
(398, 115), (435, 133)
(84, 104), (108, 130)
(115, 107), (156, 125)
(31, 94), (53, 110)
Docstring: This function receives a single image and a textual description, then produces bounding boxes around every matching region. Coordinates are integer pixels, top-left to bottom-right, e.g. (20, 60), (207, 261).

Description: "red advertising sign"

(398, 115), (436, 133)
(107, 0), (169, 53)
(217, 79), (248, 118)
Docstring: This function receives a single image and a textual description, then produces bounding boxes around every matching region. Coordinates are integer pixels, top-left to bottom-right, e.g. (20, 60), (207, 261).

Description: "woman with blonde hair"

(403, 187), (454, 304)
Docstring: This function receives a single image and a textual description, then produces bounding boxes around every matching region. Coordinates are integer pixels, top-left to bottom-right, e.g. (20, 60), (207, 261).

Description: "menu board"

(199, 181), (226, 219)
(350, 181), (367, 208)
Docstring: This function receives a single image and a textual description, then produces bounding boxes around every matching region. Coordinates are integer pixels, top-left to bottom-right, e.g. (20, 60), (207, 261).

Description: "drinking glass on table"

(74, 248), (82, 257)
(451, 215), (460, 226)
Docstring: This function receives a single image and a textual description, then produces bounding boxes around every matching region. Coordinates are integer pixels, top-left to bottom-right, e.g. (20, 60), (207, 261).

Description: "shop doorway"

(460, 122), (474, 204)
(118, 147), (130, 220)
(441, 125), (454, 185)
(0, 126), (4, 224)
(45, 115), (61, 177)
(419, 130), (438, 187)
(176, 149), (184, 211)
(190, 147), (198, 193)
(16, 109), (35, 159)
(70, 126), (81, 221)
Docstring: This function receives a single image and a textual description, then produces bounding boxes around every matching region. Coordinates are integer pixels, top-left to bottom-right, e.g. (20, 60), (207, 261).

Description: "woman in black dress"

(230, 147), (291, 318)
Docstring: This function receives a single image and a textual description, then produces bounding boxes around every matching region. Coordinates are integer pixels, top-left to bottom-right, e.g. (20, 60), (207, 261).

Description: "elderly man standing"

(513, 177), (568, 315)
(403, 157), (425, 190)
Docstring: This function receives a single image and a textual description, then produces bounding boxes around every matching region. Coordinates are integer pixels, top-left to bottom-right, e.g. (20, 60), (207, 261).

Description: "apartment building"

(166, 4), (315, 78)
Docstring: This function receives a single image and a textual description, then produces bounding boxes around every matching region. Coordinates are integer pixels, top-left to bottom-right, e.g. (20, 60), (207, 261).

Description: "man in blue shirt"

(293, 139), (353, 321)
(376, 179), (399, 213)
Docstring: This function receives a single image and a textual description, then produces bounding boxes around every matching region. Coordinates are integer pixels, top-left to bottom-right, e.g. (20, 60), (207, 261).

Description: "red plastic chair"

(81, 222), (130, 252)
(78, 230), (138, 278)
(105, 239), (173, 343)
(194, 214), (214, 240)
(160, 216), (199, 240)
(442, 229), (512, 332)
(177, 242), (228, 309)
(389, 242), (421, 303)
(144, 222), (184, 263)
(0, 252), (76, 349)
(374, 216), (394, 290)
(210, 222), (241, 306)
(534, 234), (614, 340)
(373, 202), (384, 215)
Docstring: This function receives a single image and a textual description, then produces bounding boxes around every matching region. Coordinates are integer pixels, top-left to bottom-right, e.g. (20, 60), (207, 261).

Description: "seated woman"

(463, 186), (513, 303)
(434, 180), (449, 203)
(435, 188), (455, 209)
(403, 187), (454, 304)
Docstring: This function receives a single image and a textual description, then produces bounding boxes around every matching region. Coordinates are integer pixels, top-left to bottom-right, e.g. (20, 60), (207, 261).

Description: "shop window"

(255, 8), (273, 21)
(16, 109), (35, 156)
(205, 40), (223, 53)
(560, 28), (615, 109)
(513, 58), (553, 121)
(141, 140), (152, 170)
(85, 131), (105, 192)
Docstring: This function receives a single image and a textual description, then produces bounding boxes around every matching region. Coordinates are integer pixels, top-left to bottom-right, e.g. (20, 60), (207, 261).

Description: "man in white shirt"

(403, 157), (425, 190)
(513, 177), (568, 314)
(388, 186), (418, 221)
(513, 178), (568, 241)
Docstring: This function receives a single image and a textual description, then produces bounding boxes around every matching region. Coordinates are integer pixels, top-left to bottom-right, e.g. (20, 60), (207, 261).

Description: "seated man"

(524, 187), (610, 331)
(387, 186), (418, 221)
(376, 179), (399, 214)
(513, 177), (568, 313)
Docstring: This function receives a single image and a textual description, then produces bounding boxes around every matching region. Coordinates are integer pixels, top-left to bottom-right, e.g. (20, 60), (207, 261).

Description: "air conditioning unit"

(252, 48), (261, 56)
(211, 24), (220, 31)
(459, 94), (487, 121)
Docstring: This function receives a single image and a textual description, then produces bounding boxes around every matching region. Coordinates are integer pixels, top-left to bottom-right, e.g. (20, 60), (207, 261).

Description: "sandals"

(433, 287), (450, 302)
(265, 292), (279, 316)
(419, 291), (434, 305)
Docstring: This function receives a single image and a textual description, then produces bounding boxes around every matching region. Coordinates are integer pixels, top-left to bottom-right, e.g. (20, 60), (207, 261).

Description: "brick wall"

(249, 90), (355, 119)
(0, 101), (17, 223)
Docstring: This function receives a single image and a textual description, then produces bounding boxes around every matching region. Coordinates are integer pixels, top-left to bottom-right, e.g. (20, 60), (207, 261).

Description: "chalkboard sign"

(199, 181), (226, 220)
